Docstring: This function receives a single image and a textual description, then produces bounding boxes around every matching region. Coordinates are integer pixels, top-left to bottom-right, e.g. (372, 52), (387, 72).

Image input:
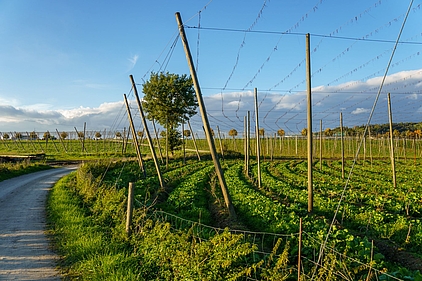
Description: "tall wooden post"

(188, 120), (201, 161)
(126, 182), (134, 236)
(123, 94), (146, 177)
(244, 115), (247, 173)
(340, 112), (345, 179)
(246, 111), (251, 175)
(151, 119), (164, 163)
(368, 126), (373, 166)
(175, 12), (236, 219)
(254, 88), (262, 189)
(298, 217), (303, 281)
(319, 120), (322, 170)
(74, 127), (85, 153)
(182, 121), (186, 164)
(388, 93), (397, 188)
(82, 122), (86, 153)
(26, 131), (38, 152)
(130, 75), (164, 188)
(306, 33), (313, 213)
(217, 126), (224, 159)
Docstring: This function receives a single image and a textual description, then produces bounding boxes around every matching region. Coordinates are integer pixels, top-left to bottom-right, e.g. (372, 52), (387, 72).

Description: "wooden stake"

(176, 12), (236, 219)
(151, 118), (164, 163)
(182, 122), (186, 164)
(130, 75), (164, 188)
(126, 182), (134, 236)
(55, 129), (67, 153)
(217, 125), (224, 160)
(306, 33), (313, 213)
(188, 120), (201, 161)
(246, 111), (250, 175)
(388, 93), (397, 188)
(319, 120), (322, 170)
(82, 122), (86, 153)
(254, 88), (262, 189)
(340, 113), (345, 179)
(298, 217), (303, 281)
(123, 94), (146, 177)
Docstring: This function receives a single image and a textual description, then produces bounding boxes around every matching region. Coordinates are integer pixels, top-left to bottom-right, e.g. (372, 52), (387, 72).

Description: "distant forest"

(321, 122), (422, 138)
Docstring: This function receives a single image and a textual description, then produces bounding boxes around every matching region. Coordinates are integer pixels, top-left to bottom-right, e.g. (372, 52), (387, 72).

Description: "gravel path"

(0, 167), (76, 280)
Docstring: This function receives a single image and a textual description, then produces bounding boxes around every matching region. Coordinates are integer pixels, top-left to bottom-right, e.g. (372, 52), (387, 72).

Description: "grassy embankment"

(46, 161), (274, 280)
(0, 161), (51, 182)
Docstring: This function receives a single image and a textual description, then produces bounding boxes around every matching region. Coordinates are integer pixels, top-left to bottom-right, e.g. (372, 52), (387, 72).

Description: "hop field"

(47, 156), (422, 280)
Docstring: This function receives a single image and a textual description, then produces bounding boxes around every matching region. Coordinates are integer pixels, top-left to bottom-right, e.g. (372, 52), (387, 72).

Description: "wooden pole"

(368, 126), (373, 166)
(123, 94), (146, 177)
(74, 127), (85, 153)
(340, 113), (345, 179)
(0, 132), (10, 149)
(126, 182), (134, 236)
(388, 93), (397, 188)
(122, 127), (126, 154)
(130, 75), (164, 188)
(244, 115), (247, 173)
(306, 33), (313, 213)
(82, 122), (86, 153)
(254, 88), (262, 189)
(217, 126), (224, 160)
(26, 132), (38, 152)
(176, 12), (236, 219)
(182, 122), (186, 164)
(246, 111), (250, 176)
(48, 131), (59, 153)
(151, 119), (164, 163)
(319, 120), (322, 170)
(55, 129), (67, 153)
(298, 217), (303, 281)
(188, 120), (201, 161)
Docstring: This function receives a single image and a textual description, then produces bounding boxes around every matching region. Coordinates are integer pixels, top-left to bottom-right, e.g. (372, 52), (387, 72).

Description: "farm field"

(1, 134), (422, 161)
(3, 132), (422, 279)
(47, 155), (422, 280)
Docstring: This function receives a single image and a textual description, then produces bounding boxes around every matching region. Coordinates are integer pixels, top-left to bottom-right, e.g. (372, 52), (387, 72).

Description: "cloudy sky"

(0, 0), (421, 136)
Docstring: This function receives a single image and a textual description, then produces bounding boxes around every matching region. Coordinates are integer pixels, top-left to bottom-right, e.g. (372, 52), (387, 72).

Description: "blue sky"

(0, 0), (421, 136)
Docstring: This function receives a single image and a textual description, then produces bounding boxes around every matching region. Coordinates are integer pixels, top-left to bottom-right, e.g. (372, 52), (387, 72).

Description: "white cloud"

(351, 108), (370, 115)
(0, 69), (421, 135)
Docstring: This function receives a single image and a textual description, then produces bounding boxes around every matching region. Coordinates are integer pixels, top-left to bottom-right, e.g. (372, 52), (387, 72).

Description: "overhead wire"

(311, 0), (415, 277)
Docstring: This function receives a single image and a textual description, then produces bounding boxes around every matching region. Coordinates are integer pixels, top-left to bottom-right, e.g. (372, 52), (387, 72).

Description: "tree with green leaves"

(277, 129), (285, 137)
(183, 129), (191, 138)
(324, 128), (333, 137)
(160, 129), (182, 155)
(30, 131), (38, 140)
(43, 131), (51, 140)
(142, 72), (198, 156)
(60, 132), (68, 140)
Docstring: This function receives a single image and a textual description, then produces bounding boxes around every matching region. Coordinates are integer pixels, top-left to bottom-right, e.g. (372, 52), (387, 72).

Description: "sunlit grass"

(0, 161), (51, 182)
(46, 173), (141, 280)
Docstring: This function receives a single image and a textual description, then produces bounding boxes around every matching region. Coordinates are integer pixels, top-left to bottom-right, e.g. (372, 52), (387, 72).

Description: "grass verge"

(0, 161), (51, 182)
(46, 172), (141, 280)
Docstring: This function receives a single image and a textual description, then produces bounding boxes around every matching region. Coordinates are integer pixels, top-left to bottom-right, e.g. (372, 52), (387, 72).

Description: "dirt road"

(0, 167), (76, 280)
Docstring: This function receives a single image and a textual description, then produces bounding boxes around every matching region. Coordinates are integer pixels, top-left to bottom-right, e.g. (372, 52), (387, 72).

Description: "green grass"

(46, 173), (141, 280)
(46, 162), (293, 280)
(0, 161), (51, 182)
